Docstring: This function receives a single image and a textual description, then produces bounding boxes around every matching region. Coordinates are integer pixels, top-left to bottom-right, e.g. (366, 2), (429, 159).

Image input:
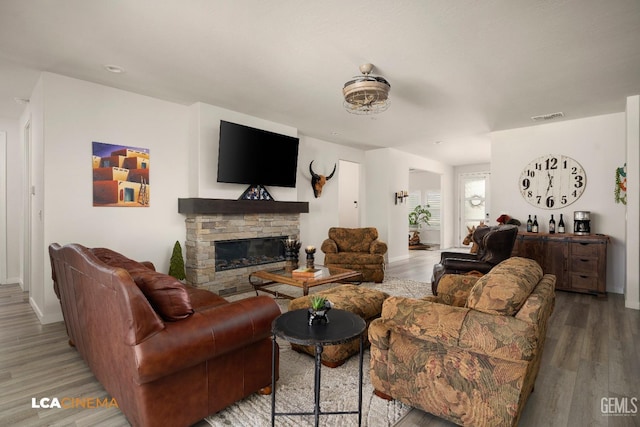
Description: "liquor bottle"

(558, 214), (565, 233)
(549, 214), (556, 234)
(526, 215), (533, 232)
(532, 215), (539, 233)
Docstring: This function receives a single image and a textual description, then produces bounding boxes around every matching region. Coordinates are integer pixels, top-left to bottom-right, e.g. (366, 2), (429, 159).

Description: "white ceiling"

(1, 0), (639, 165)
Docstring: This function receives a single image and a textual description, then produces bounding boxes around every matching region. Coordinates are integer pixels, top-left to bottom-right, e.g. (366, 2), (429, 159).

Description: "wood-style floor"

(1, 250), (638, 426)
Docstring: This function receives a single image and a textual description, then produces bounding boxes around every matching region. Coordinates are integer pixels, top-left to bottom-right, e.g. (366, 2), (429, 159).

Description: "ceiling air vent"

(531, 112), (564, 122)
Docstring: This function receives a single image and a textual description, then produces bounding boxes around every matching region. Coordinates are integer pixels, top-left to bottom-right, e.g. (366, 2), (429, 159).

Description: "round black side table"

(271, 309), (366, 427)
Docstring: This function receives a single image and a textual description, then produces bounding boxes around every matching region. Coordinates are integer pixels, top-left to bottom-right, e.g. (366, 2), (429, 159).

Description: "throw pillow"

(466, 257), (543, 316)
(91, 247), (194, 321)
(131, 271), (194, 321)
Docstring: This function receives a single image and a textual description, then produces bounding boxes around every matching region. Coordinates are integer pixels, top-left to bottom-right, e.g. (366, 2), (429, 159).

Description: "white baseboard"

(625, 299), (640, 310)
(29, 297), (64, 324)
(1, 276), (21, 286)
(388, 254), (410, 263)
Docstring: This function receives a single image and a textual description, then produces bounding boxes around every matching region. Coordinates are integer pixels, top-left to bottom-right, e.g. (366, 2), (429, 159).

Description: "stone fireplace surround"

(179, 198), (309, 295)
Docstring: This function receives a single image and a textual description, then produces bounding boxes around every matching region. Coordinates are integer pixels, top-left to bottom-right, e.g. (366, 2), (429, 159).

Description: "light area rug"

(205, 277), (432, 427)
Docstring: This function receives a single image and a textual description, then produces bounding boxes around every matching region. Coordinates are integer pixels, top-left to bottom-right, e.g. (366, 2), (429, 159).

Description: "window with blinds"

(424, 191), (441, 230)
(408, 190), (441, 230)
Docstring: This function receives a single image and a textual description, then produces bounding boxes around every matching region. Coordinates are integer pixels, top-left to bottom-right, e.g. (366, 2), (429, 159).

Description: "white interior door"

(459, 173), (490, 243)
(0, 131), (6, 284)
(338, 160), (360, 228)
(23, 122), (31, 292)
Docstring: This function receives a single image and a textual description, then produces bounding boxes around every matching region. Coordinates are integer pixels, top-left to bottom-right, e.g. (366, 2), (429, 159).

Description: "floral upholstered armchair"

(369, 257), (556, 427)
(321, 227), (387, 282)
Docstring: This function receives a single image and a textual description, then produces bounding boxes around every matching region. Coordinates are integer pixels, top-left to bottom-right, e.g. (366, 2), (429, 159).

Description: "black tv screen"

(216, 121), (300, 188)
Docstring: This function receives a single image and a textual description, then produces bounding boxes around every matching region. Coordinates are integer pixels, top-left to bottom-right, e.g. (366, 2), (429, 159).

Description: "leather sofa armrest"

(440, 251), (476, 262)
(370, 240), (388, 255)
(321, 239), (338, 254)
(133, 295), (280, 384)
(380, 297), (537, 362)
(140, 261), (155, 271)
(441, 258), (494, 273)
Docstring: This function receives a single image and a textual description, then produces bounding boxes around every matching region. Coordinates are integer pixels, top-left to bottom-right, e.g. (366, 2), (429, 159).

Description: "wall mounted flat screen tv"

(216, 120), (300, 188)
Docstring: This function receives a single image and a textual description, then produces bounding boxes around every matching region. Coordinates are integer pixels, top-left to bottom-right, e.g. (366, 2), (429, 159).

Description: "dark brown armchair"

(431, 224), (518, 294)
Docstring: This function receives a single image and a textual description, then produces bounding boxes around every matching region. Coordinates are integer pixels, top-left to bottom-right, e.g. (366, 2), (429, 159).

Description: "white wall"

(0, 116), (22, 285)
(187, 104), (368, 263)
(491, 113), (626, 294)
(13, 73), (384, 323)
(626, 95), (640, 309)
(297, 136), (366, 263)
(366, 148), (454, 264)
(29, 73), (191, 322)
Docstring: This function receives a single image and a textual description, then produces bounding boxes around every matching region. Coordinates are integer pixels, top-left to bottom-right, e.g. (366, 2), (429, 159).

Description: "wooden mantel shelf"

(178, 198), (309, 215)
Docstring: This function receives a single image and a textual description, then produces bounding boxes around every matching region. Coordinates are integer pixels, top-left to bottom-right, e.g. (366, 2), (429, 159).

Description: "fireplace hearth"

(215, 236), (286, 272)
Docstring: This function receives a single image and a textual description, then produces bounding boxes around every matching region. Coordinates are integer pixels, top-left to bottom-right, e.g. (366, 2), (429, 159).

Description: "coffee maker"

(573, 211), (591, 235)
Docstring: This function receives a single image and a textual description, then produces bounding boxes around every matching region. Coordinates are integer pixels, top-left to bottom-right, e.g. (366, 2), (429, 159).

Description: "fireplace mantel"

(178, 198), (309, 215)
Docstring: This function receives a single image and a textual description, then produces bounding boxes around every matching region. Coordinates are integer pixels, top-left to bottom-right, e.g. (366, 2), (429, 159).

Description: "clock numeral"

(561, 195), (567, 204)
(546, 196), (555, 208)
(536, 196), (542, 204)
(571, 167), (578, 174)
(527, 190), (533, 198)
(574, 175), (584, 188)
(526, 170), (535, 177)
(535, 163), (542, 171)
(545, 157), (558, 170)
(563, 160), (568, 169)
(521, 178), (530, 190)
(572, 189), (578, 197)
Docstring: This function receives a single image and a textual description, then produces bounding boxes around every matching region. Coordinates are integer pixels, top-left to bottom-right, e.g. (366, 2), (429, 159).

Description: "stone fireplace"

(214, 236), (287, 272)
(179, 198), (309, 295)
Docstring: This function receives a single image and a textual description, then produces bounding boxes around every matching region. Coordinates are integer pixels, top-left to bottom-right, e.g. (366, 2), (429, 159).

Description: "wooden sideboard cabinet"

(512, 232), (608, 297)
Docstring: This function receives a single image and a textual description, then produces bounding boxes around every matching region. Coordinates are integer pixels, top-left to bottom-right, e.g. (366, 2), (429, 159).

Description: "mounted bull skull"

(309, 161), (336, 198)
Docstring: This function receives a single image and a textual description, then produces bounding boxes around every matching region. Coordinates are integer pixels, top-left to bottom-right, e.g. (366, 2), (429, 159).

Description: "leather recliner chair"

(431, 224), (519, 295)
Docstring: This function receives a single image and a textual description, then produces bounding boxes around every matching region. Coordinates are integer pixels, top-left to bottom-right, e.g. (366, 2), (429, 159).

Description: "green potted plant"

(308, 295), (332, 325)
(409, 205), (431, 230)
(168, 241), (186, 281)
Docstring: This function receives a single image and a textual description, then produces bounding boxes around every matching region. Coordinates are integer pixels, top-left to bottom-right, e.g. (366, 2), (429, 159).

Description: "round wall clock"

(519, 154), (586, 209)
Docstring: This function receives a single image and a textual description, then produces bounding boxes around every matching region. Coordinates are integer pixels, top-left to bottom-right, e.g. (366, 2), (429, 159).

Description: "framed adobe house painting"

(92, 141), (150, 207)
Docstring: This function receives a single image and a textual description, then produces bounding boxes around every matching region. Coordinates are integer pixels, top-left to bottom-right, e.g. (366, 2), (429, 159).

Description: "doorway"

(338, 160), (360, 228)
(23, 121), (31, 292)
(0, 131), (6, 284)
(459, 172), (490, 243)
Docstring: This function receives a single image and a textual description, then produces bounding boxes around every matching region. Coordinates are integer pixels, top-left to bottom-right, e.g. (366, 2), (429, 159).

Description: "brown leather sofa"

(49, 243), (281, 427)
(321, 227), (387, 282)
(431, 224), (518, 294)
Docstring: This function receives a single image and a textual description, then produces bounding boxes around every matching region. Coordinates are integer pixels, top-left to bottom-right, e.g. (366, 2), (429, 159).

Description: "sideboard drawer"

(572, 241), (603, 257)
(570, 273), (599, 292)
(570, 257), (599, 274)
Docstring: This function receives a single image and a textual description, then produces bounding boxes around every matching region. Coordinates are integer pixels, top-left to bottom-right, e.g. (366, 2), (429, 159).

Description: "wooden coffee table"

(249, 265), (361, 299)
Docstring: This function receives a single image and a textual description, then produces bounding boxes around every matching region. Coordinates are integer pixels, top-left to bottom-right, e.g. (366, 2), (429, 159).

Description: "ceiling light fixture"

(343, 63), (390, 115)
(103, 64), (125, 74)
